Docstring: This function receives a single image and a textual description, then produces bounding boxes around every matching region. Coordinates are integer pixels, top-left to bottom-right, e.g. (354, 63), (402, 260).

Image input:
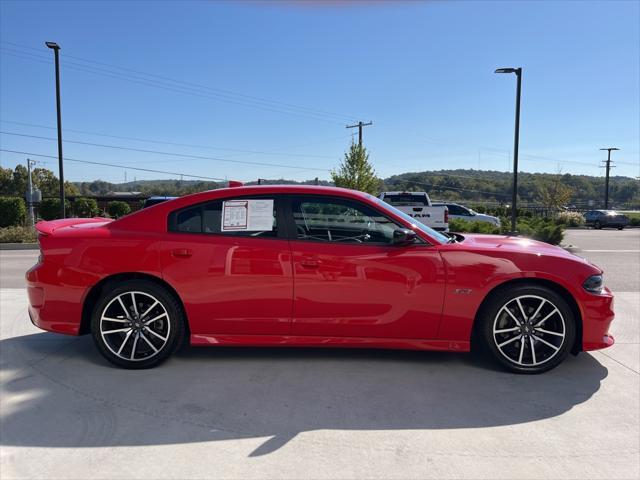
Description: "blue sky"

(1, 0), (639, 184)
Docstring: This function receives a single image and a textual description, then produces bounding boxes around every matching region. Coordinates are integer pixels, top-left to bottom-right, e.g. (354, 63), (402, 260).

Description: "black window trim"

(282, 194), (427, 246)
(167, 194), (289, 240)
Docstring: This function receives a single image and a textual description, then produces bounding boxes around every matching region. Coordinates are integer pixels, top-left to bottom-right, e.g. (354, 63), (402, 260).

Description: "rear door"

(160, 195), (293, 336)
(286, 195), (446, 340)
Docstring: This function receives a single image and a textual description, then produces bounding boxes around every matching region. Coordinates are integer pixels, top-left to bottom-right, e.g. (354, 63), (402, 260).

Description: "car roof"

(110, 184), (448, 244)
(116, 185), (373, 226)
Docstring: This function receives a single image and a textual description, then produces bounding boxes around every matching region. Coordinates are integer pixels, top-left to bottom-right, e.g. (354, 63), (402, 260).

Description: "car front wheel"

(91, 280), (185, 369)
(480, 285), (576, 374)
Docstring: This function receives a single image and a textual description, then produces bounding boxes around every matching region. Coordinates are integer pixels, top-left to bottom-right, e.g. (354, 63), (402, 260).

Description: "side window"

(175, 206), (202, 233)
(292, 197), (400, 244)
(448, 205), (466, 216)
(169, 198), (278, 238)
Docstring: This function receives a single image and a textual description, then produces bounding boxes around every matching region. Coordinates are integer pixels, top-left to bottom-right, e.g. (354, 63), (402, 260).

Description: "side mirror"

(392, 228), (417, 245)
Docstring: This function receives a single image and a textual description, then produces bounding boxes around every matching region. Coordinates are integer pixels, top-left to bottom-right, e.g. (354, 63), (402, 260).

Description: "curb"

(0, 243), (39, 251)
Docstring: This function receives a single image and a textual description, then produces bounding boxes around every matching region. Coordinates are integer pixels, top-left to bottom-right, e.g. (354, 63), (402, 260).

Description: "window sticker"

(222, 199), (274, 231)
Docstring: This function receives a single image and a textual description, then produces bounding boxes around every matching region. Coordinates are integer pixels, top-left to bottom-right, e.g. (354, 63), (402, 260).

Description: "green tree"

(331, 141), (380, 194)
(31, 168), (79, 197)
(73, 197), (99, 217)
(0, 167), (14, 195)
(537, 175), (574, 213)
(39, 198), (70, 220)
(107, 201), (131, 218)
(0, 197), (27, 227)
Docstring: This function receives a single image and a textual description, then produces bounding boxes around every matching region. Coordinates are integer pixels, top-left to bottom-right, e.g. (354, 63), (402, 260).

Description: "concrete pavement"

(0, 231), (638, 479)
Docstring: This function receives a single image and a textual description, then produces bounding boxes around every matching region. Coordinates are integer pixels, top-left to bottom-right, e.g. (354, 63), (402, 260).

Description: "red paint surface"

(26, 185), (614, 353)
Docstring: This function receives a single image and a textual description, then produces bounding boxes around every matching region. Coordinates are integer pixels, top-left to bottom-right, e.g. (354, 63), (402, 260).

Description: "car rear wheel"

(617, 226), (624, 230)
(91, 280), (185, 369)
(480, 285), (576, 374)
(594, 220), (602, 229)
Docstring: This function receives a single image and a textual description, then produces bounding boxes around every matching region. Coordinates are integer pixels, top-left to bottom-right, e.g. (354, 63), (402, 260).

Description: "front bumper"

(581, 287), (615, 351)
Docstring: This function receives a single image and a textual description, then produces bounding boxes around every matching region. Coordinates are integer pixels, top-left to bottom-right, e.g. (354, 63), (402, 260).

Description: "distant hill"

(73, 169), (639, 208)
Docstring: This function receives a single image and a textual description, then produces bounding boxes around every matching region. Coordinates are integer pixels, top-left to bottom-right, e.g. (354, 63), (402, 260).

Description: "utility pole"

(45, 41), (65, 218)
(346, 121), (373, 147)
(600, 147), (619, 209)
(26, 159), (36, 227)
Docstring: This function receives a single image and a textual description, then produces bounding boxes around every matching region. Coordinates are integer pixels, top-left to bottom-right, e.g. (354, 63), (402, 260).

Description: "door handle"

(300, 258), (320, 269)
(171, 248), (193, 258)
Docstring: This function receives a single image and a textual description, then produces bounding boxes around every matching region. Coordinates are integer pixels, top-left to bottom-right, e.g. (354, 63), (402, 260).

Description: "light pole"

(495, 67), (522, 234)
(45, 41), (65, 218)
(599, 147), (619, 209)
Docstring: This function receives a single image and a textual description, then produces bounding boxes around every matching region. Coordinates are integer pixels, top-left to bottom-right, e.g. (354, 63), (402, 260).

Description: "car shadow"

(0, 332), (607, 457)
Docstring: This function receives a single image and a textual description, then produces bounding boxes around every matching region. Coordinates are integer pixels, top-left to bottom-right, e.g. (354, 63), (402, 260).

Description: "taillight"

(444, 208), (449, 223)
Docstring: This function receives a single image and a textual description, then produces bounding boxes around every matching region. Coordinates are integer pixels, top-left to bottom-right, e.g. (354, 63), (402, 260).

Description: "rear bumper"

(581, 287), (615, 351)
(26, 263), (83, 336)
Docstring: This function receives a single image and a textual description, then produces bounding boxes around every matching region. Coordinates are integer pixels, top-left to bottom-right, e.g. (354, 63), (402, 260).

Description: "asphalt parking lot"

(0, 229), (638, 479)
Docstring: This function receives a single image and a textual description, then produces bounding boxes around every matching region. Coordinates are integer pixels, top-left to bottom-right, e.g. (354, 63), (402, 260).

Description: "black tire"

(478, 284), (576, 374)
(617, 226), (624, 230)
(594, 220), (602, 229)
(90, 279), (186, 369)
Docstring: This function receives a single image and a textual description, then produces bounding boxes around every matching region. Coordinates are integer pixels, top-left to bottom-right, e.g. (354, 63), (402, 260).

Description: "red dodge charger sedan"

(26, 185), (614, 373)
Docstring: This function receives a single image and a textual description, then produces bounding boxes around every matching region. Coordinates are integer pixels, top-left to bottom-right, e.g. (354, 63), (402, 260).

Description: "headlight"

(583, 274), (604, 293)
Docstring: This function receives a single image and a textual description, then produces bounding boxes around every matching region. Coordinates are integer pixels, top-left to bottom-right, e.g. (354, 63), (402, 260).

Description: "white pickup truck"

(379, 191), (449, 232)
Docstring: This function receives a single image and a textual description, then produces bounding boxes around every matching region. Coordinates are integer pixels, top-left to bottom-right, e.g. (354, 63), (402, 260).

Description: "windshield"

(382, 193), (429, 207)
(369, 195), (449, 244)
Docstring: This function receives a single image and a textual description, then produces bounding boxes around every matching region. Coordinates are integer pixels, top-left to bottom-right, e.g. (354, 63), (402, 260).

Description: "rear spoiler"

(35, 217), (112, 236)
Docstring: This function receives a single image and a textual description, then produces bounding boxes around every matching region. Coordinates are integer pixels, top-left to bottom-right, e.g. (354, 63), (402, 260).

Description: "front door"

(287, 195), (446, 339)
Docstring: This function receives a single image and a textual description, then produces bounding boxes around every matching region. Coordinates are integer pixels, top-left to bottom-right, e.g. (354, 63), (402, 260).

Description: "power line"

(2, 41), (360, 122)
(0, 131), (331, 172)
(0, 149), (230, 182)
(0, 120), (344, 160)
(2, 48), (347, 125)
(1, 44), (359, 125)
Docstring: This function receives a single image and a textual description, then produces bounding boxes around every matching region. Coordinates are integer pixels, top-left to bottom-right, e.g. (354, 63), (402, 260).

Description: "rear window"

(382, 194), (429, 207)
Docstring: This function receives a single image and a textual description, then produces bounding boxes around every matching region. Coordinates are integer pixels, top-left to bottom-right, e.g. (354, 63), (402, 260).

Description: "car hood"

(460, 233), (586, 262)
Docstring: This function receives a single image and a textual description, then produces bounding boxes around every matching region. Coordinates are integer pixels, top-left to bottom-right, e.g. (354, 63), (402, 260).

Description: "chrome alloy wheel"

(99, 291), (171, 362)
(492, 295), (566, 367)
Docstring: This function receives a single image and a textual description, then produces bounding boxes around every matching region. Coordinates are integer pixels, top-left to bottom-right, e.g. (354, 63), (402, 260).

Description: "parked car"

(378, 191), (449, 232)
(27, 185), (614, 373)
(143, 196), (177, 208)
(432, 202), (501, 227)
(583, 210), (629, 230)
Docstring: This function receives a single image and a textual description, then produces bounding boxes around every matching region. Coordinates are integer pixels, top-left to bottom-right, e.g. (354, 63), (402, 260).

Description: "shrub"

(450, 216), (564, 245)
(0, 196), (26, 227)
(73, 197), (99, 217)
(0, 226), (37, 243)
(107, 201), (131, 219)
(449, 218), (501, 234)
(518, 218), (564, 245)
(555, 211), (585, 227)
(39, 198), (70, 220)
